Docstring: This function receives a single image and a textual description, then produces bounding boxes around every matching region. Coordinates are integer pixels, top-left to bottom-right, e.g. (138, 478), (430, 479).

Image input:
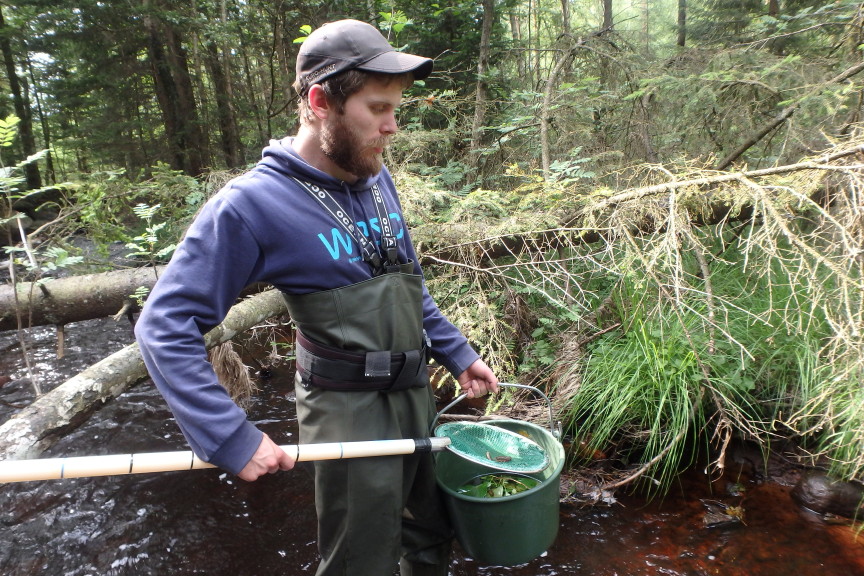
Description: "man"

(134, 19), (498, 576)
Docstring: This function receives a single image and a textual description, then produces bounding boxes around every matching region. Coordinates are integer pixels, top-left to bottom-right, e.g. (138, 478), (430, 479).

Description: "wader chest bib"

(281, 179), (429, 392)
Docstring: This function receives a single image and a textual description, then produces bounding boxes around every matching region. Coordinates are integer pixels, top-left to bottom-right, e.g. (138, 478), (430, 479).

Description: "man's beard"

(321, 113), (388, 179)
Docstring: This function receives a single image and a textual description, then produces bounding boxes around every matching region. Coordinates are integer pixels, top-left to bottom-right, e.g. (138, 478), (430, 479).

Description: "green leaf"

(293, 24), (312, 44)
(0, 115), (20, 147)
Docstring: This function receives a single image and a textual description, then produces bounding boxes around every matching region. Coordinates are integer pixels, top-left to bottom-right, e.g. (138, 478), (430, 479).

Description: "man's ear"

(307, 85), (331, 120)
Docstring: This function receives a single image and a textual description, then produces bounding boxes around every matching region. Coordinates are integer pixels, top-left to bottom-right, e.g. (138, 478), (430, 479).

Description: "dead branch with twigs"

(414, 135), (864, 493)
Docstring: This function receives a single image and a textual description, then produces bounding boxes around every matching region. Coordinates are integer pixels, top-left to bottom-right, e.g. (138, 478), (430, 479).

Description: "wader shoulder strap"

(291, 178), (399, 274)
(370, 185), (400, 272)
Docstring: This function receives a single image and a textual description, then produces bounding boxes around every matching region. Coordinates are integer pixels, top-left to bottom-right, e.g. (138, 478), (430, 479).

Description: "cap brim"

(357, 51), (433, 80)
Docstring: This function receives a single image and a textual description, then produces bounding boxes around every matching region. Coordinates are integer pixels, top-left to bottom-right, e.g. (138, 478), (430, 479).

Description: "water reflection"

(1, 319), (863, 575)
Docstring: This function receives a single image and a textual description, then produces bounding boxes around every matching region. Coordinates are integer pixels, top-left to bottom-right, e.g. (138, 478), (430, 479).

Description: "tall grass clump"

(566, 314), (709, 491)
(560, 248), (836, 496)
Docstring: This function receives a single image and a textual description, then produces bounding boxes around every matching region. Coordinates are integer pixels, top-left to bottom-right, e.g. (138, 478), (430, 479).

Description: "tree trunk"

(470, 0), (495, 163)
(0, 7), (41, 190)
(510, 13), (526, 80)
(272, 13), (295, 113)
(0, 289), (289, 461)
(560, 0), (570, 36)
(163, 26), (206, 176)
(677, 0), (687, 47)
(142, 1), (206, 177)
(603, 0), (614, 30)
(541, 48), (574, 179)
(641, 0), (650, 56)
(219, 0), (244, 165)
(236, 26), (268, 145)
(205, 41), (244, 168)
(25, 55), (54, 185)
(0, 266), (166, 332)
(144, 10), (184, 173)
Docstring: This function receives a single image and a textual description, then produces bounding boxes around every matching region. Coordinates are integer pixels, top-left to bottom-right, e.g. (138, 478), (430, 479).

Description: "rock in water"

(791, 472), (864, 518)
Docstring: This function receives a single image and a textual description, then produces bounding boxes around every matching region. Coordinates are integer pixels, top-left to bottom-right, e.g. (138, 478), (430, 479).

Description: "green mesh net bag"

(434, 421), (549, 474)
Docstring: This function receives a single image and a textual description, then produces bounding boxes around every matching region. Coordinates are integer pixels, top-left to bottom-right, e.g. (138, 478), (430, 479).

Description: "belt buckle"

(364, 350), (391, 378)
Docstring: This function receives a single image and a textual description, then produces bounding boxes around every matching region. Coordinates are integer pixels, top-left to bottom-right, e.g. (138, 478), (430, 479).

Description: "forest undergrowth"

(404, 134), (864, 498)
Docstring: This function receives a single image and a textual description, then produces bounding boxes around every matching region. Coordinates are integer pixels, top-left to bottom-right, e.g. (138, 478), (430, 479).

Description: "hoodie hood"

(258, 137), (383, 193)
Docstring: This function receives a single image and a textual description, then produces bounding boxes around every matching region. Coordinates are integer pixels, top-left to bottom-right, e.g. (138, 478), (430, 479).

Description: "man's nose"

(381, 112), (398, 135)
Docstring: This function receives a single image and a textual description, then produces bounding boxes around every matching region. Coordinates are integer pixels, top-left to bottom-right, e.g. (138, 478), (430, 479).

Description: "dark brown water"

(1, 319), (863, 575)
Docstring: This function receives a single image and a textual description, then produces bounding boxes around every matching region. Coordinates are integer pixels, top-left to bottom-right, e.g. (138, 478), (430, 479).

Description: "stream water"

(1, 318), (863, 575)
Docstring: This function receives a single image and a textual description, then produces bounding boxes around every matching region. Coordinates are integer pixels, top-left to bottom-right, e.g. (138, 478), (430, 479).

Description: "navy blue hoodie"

(134, 137), (480, 474)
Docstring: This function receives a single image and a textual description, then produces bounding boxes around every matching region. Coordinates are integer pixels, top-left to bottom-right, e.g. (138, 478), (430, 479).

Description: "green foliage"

(559, 254), (833, 494)
(293, 24), (312, 43)
(73, 163), (202, 249)
(0, 115), (52, 212)
(518, 317), (563, 375)
(10, 0), (864, 185)
(410, 160), (472, 193)
(71, 171), (135, 246)
(140, 162), (206, 219)
(0, 115), (83, 284)
(33, 246), (84, 271)
(548, 148), (595, 184)
(5, 245), (85, 283)
(125, 203), (177, 265)
(0, 115), (20, 148)
(805, 367), (864, 480)
(567, 316), (706, 489)
(457, 474), (538, 498)
(378, 10), (412, 39)
(0, 115), (25, 222)
(131, 285), (151, 308)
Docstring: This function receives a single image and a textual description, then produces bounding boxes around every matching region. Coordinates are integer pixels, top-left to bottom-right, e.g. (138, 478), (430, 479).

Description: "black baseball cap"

(295, 19), (433, 94)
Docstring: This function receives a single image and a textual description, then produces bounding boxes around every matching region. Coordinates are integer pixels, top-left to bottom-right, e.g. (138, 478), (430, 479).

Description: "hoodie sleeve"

(420, 281), (481, 377)
(134, 194), (264, 475)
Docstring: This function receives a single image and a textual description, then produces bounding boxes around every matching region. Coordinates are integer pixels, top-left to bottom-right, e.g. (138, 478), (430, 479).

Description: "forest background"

(1, 0), (863, 498)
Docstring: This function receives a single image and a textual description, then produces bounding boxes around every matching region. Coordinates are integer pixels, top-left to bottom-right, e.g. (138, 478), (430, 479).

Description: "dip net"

(434, 421), (549, 474)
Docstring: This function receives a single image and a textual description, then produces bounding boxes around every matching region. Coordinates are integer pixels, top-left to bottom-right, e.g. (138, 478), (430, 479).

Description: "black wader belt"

(295, 331), (428, 392)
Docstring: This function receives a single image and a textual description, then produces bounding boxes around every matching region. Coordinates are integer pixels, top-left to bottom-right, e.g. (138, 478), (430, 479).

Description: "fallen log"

(419, 142), (864, 267)
(0, 288), (289, 461)
(0, 265), (167, 333)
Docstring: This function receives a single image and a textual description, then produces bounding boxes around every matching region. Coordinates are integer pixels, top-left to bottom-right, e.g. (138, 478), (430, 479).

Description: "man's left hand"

(457, 359), (499, 398)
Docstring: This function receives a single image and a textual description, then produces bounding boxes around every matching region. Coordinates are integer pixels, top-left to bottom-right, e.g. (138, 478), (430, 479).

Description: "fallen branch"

(599, 143), (864, 207)
(715, 60), (864, 170)
(420, 143), (864, 269)
(0, 265), (167, 332)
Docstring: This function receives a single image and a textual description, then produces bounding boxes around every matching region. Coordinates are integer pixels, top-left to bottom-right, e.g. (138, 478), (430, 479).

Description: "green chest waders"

(279, 180), (451, 576)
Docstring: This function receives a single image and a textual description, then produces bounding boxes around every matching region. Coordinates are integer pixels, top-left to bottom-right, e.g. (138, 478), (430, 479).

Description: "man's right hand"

(237, 433), (295, 481)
